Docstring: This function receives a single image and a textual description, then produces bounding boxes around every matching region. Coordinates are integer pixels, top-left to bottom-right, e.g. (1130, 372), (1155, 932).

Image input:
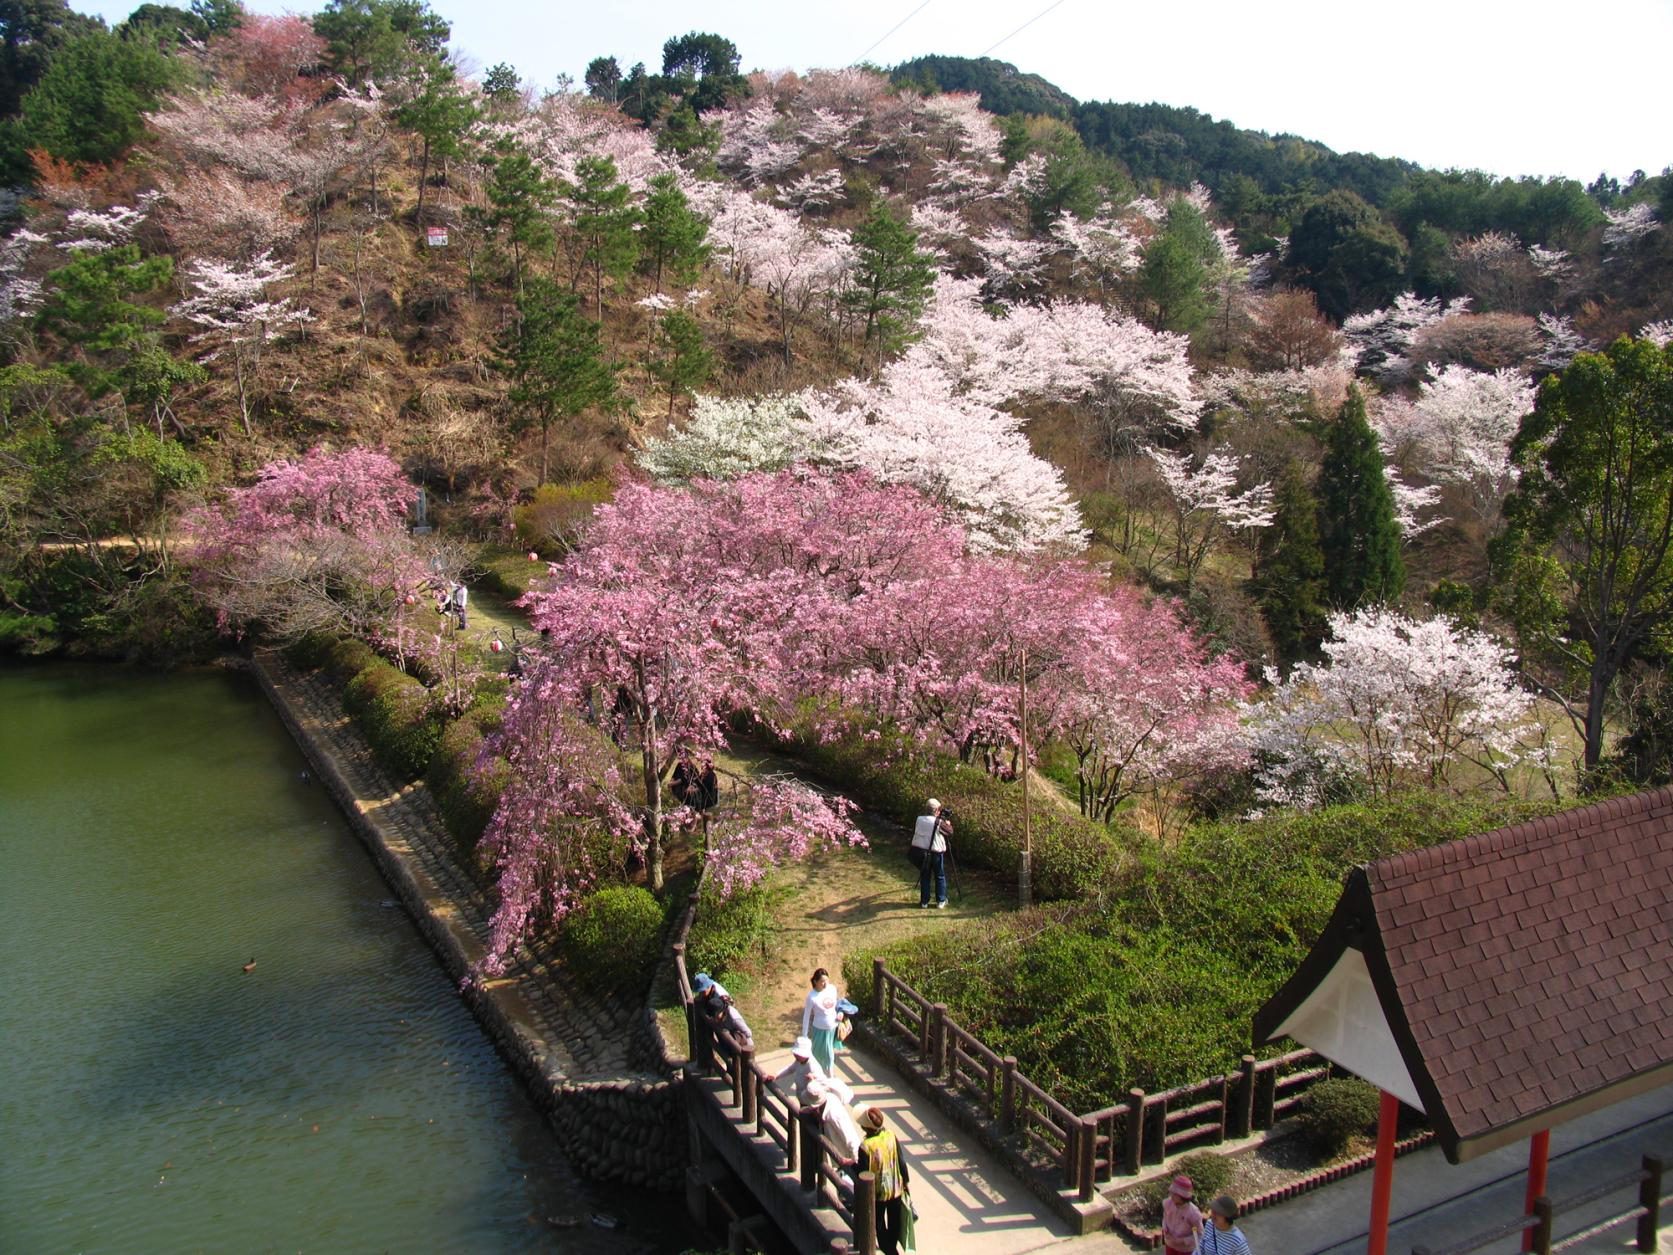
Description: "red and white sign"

(425, 226), (448, 247)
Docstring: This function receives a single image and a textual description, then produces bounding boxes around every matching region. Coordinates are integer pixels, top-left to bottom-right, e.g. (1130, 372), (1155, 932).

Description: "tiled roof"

(1367, 787), (1673, 1144)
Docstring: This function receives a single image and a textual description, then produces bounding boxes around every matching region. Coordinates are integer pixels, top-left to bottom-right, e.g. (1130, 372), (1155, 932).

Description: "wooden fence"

(1412, 1154), (1664, 1255)
(672, 895), (874, 1254)
(870, 956), (1337, 1196)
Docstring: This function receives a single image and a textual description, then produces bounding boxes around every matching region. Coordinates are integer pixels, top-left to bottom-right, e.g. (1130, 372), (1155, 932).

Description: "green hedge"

(325, 637), (378, 683)
(849, 791), (1575, 1110)
(560, 885), (665, 995)
(337, 655), (444, 782)
(782, 715), (1133, 900)
(425, 701), (510, 852)
(686, 879), (782, 994)
(283, 631), (340, 671)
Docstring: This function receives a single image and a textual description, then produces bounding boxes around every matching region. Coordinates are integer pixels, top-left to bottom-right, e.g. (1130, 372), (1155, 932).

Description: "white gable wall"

(1271, 946), (1426, 1113)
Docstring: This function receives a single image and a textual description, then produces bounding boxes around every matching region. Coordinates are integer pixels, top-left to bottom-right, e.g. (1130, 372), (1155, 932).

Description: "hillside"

(1, 2), (1671, 723)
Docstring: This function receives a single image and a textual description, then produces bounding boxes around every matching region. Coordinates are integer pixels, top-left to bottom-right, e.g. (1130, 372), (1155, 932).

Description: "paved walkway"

(258, 653), (647, 1081)
(749, 1042), (1085, 1255)
(1239, 1083), (1673, 1255)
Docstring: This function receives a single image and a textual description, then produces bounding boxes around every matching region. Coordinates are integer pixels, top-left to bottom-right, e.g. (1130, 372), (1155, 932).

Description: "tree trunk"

(539, 417), (549, 485)
(1584, 660), (1612, 768)
(416, 134), (431, 223)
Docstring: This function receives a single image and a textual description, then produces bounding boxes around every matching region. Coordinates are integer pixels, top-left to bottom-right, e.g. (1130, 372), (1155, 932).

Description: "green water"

(0, 662), (682, 1254)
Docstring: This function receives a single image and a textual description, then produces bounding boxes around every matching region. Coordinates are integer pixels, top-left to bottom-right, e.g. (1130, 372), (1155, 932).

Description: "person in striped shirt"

(1200, 1196), (1252, 1254)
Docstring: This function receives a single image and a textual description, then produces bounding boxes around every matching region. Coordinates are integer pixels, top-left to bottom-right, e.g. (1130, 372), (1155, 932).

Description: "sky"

(73, 0), (1673, 183)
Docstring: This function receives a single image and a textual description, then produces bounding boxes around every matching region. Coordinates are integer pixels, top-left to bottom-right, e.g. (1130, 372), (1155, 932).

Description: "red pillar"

(1367, 1090), (1401, 1255)
(1521, 1129), (1551, 1252)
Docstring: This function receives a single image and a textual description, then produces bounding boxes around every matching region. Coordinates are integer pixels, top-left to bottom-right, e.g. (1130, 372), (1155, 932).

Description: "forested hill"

(890, 54), (1660, 259)
(892, 54), (1418, 207)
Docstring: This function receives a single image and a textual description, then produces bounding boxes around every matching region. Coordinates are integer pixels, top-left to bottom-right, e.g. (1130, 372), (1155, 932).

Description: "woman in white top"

(801, 967), (843, 1073)
(805, 1078), (864, 1163)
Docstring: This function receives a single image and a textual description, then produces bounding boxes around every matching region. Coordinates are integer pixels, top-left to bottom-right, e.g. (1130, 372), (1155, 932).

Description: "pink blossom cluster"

(480, 468), (1248, 962)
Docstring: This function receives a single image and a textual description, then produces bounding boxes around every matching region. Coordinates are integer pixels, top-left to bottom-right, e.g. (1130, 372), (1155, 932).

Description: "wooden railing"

(1413, 1155), (1664, 1255)
(870, 957), (1338, 1196)
(672, 894), (874, 1254)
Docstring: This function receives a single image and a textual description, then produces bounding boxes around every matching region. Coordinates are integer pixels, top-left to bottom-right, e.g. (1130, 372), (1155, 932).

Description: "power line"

(980, 0), (1070, 57)
(855, 0), (936, 64)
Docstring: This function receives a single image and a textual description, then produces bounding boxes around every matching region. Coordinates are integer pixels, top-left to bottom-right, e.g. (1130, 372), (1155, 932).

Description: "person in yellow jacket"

(859, 1107), (913, 1254)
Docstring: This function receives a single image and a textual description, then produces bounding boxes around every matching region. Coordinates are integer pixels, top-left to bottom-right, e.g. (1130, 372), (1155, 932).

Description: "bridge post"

(740, 1049), (757, 1125)
(931, 1004), (949, 1077)
(729, 1046), (744, 1108)
(854, 1171), (877, 1254)
(872, 957), (886, 1019)
(1000, 1056), (1018, 1132)
(1639, 1156), (1663, 1251)
(1123, 1089), (1145, 1174)
(1062, 1118), (1078, 1188)
(798, 1106), (822, 1194)
(1078, 1116), (1097, 1201)
(785, 1096), (800, 1175)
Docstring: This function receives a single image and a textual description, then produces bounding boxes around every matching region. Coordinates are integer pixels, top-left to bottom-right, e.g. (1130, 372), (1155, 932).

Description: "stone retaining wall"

(246, 652), (687, 1191)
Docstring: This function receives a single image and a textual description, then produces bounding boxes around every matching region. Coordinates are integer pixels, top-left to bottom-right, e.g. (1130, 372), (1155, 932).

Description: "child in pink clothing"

(1161, 1173), (1204, 1254)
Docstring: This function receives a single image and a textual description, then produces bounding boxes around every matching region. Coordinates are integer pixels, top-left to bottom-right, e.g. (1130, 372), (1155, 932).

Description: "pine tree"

(475, 139), (555, 298)
(842, 201), (935, 360)
(1251, 460), (1328, 666)
(392, 54), (476, 224)
(565, 155), (640, 321)
(497, 278), (618, 484)
(640, 173), (710, 293)
(1317, 386), (1405, 608)
(650, 310), (712, 418)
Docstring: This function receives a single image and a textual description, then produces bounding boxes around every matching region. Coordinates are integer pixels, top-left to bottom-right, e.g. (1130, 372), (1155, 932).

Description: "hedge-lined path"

(707, 742), (1009, 1044)
(254, 650), (647, 1082)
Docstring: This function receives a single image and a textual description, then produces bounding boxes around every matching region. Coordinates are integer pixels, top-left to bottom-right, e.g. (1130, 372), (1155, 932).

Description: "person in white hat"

(773, 1036), (853, 1106)
(912, 798), (951, 908)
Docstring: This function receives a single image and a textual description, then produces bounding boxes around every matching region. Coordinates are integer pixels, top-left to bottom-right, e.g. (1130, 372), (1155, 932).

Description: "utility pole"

(1019, 643), (1032, 908)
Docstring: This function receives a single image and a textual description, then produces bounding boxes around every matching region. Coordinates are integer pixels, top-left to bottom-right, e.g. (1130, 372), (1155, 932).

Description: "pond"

(0, 662), (684, 1253)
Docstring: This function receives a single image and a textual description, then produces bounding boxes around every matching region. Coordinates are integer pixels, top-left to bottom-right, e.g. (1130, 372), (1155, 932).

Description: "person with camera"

(911, 798), (951, 909)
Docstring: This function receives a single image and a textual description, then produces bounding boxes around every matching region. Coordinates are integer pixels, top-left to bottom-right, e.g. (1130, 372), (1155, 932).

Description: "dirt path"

(709, 743), (1009, 1050)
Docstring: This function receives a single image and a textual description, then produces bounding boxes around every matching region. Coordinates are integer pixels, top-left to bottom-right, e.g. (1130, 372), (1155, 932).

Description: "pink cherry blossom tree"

(183, 446), (425, 644)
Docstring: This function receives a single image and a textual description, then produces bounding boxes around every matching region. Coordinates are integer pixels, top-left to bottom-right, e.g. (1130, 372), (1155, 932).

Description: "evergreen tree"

(35, 244), (174, 402)
(312, 0), (447, 85)
(640, 173), (710, 292)
(392, 53), (475, 224)
(1317, 386), (1405, 608)
(10, 28), (176, 167)
(650, 310), (711, 418)
(1136, 201), (1217, 334)
(497, 278), (618, 484)
(564, 155), (640, 321)
(481, 62), (520, 104)
(842, 202), (935, 358)
(475, 139), (555, 298)
(1251, 460), (1328, 666)
(583, 55), (620, 103)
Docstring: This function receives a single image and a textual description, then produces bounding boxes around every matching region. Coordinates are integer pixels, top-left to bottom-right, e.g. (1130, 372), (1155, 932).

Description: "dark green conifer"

(1317, 386), (1405, 608)
(1251, 460), (1328, 666)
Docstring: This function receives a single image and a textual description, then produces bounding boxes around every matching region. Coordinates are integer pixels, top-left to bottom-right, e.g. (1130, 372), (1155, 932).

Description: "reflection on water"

(0, 662), (685, 1253)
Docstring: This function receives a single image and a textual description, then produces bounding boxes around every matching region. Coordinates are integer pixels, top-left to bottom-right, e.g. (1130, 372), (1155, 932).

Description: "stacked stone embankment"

(249, 652), (687, 1189)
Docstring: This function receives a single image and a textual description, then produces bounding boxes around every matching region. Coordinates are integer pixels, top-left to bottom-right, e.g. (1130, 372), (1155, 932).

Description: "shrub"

(513, 478), (612, 556)
(363, 681), (443, 781)
(687, 880), (782, 992)
(325, 637), (378, 683)
(853, 790), (1579, 1112)
(284, 631), (340, 671)
(1140, 1149), (1235, 1214)
(783, 714), (1132, 900)
(426, 709), (509, 851)
(342, 661), (404, 718)
(560, 885), (665, 995)
(1297, 1077), (1381, 1158)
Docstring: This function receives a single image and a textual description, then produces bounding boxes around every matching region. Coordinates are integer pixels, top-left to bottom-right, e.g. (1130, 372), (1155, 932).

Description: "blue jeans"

(918, 851), (946, 905)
